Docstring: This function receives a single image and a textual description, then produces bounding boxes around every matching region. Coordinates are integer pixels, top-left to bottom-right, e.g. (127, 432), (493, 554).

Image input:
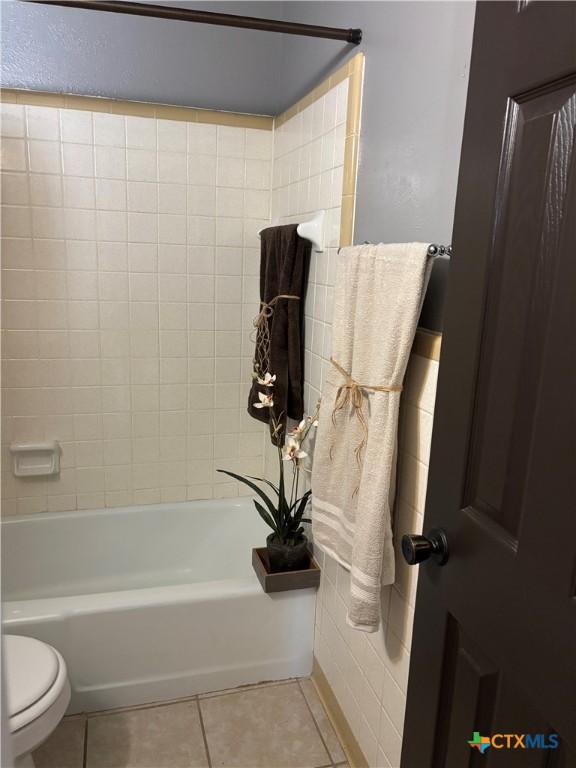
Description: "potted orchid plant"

(218, 372), (318, 573)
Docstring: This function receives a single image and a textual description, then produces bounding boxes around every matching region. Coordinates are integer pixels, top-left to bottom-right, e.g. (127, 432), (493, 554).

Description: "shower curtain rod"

(21, 0), (363, 45)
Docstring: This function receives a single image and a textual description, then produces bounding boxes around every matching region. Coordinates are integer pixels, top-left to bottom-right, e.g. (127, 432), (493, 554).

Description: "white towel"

(311, 243), (432, 632)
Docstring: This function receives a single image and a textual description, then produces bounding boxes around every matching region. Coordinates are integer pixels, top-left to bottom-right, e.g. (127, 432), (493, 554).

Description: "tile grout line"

(195, 695), (213, 768)
(82, 716), (89, 768)
(199, 677), (295, 700)
(85, 692), (200, 718)
(297, 678), (336, 768)
(82, 678), (296, 720)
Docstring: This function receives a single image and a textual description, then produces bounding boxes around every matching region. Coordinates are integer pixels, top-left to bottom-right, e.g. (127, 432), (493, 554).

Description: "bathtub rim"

(2, 575), (297, 626)
(1, 494), (258, 527)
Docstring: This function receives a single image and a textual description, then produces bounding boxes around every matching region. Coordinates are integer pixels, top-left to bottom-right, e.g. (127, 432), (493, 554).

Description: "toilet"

(4, 635), (71, 768)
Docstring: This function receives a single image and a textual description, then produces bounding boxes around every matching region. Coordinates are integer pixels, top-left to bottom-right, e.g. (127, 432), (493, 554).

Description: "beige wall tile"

(1, 100), (271, 512)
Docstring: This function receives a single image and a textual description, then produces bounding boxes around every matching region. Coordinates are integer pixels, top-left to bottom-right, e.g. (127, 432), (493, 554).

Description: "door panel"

(402, 3), (576, 765)
(432, 615), (498, 768)
(465, 78), (576, 545)
(468, 77), (576, 543)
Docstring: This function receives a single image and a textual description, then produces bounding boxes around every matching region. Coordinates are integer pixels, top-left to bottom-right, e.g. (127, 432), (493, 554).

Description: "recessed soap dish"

(9, 441), (61, 478)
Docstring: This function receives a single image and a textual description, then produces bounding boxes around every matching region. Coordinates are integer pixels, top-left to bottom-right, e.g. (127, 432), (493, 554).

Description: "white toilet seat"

(4, 635), (71, 760)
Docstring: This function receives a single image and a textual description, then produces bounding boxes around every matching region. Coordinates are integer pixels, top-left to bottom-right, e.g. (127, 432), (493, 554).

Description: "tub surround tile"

(33, 715), (86, 768)
(1, 100), (272, 511)
(86, 700), (209, 768)
(199, 682), (331, 768)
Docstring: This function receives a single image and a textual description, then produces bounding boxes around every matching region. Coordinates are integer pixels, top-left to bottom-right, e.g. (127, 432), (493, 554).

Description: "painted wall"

(278, 1), (476, 329)
(0, 1), (284, 115)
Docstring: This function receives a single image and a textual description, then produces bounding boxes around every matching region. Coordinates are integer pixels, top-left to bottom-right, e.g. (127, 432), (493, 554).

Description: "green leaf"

(289, 489), (311, 512)
(246, 475), (279, 496)
(276, 458), (289, 528)
(216, 469), (279, 524)
(287, 492), (312, 534)
(287, 526), (304, 540)
(254, 500), (279, 535)
(294, 492), (312, 521)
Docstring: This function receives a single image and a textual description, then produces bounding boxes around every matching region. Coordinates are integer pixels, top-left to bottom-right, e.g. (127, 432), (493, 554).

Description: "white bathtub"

(1, 498), (316, 713)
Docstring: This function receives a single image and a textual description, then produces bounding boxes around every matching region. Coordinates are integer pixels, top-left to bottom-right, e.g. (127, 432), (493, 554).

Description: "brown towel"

(247, 224), (311, 440)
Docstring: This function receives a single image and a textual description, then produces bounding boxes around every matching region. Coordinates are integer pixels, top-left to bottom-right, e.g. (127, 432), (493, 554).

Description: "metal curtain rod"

(21, 0), (363, 44)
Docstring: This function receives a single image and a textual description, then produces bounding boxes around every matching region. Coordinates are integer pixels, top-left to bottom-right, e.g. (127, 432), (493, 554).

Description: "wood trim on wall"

(311, 657), (369, 768)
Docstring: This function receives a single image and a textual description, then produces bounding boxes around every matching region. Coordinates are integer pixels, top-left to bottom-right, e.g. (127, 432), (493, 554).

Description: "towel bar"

(427, 244), (452, 256)
(337, 243), (452, 256)
(257, 210), (325, 253)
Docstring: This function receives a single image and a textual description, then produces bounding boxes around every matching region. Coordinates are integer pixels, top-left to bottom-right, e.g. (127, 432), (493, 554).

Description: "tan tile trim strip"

(272, 52), (364, 250)
(340, 55), (364, 248)
(0, 88), (273, 130)
(274, 52), (363, 129)
(5, 53), (363, 250)
(3, 69), (441, 353)
(311, 657), (369, 768)
(412, 328), (442, 361)
(274, 53), (363, 250)
(273, 52), (364, 250)
(4, 52), (362, 248)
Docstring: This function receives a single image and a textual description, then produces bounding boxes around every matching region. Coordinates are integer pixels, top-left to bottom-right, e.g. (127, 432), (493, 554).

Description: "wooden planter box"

(252, 547), (321, 594)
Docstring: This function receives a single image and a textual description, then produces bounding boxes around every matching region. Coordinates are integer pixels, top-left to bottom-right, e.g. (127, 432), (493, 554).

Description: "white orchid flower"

(257, 372), (276, 387)
(253, 392), (274, 409)
(289, 419), (307, 438)
(282, 438), (308, 462)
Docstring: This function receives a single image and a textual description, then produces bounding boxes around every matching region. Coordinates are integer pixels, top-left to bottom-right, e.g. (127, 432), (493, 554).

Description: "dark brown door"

(401, 2), (576, 766)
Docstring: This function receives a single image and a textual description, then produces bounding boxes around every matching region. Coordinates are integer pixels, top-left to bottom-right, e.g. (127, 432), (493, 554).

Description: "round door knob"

(401, 528), (449, 566)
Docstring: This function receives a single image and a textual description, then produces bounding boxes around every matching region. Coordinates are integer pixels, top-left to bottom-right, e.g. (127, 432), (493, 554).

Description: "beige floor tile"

(299, 679), (346, 764)
(199, 681), (331, 768)
(33, 715), (86, 768)
(86, 700), (209, 768)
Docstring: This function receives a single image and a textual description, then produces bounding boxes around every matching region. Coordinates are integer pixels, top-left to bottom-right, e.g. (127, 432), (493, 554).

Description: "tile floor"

(33, 679), (350, 768)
